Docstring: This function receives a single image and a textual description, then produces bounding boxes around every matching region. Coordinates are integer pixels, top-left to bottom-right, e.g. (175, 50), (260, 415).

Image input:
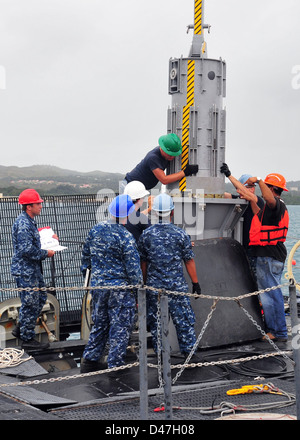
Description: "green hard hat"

(158, 133), (182, 156)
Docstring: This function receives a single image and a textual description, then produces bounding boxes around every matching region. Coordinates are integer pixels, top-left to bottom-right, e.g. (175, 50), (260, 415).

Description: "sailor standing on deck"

(80, 194), (143, 373)
(220, 163), (265, 279)
(121, 133), (198, 192)
(238, 174), (289, 343)
(11, 189), (55, 350)
(138, 193), (201, 358)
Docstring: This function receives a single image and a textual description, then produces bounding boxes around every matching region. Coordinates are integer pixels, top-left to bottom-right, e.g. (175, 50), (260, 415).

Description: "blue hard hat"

(109, 195), (135, 218)
(239, 174), (254, 185)
(152, 193), (174, 216)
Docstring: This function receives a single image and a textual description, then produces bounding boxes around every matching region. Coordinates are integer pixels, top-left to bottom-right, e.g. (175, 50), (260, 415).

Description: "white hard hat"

(152, 193), (174, 217)
(124, 181), (150, 201)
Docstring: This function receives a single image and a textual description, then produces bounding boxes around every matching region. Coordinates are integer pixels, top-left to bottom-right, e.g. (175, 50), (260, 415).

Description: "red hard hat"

(264, 173), (288, 191)
(18, 189), (44, 205)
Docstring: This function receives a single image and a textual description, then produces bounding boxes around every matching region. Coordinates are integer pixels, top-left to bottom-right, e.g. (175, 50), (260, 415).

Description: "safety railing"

(0, 275), (299, 420)
(1, 212), (300, 419)
(0, 194), (114, 332)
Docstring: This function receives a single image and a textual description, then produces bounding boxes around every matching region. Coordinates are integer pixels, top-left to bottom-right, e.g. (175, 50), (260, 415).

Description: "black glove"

(192, 282), (201, 295)
(220, 162), (231, 177)
(184, 164), (199, 176)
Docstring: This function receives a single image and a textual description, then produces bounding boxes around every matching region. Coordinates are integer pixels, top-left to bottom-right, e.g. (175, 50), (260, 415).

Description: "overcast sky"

(0, 0), (299, 181)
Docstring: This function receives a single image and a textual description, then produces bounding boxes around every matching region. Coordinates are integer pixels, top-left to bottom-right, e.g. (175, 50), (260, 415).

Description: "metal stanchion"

(138, 287), (148, 419)
(160, 293), (173, 420)
(289, 280), (300, 420)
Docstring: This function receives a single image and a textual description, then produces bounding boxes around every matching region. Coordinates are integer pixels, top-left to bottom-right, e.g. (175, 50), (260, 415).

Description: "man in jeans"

(220, 163), (265, 281)
(238, 173), (289, 342)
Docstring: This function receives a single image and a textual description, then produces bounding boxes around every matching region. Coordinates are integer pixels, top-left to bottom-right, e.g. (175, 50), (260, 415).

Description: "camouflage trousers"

(147, 290), (196, 355)
(83, 288), (136, 368)
(15, 274), (47, 341)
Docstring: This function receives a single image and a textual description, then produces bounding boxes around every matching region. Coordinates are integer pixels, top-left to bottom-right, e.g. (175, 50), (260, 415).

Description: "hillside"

(0, 165), (299, 203)
(0, 165), (124, 195)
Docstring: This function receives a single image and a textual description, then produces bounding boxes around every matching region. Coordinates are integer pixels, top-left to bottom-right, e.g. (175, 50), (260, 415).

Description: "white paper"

(38, 227), (67, 252)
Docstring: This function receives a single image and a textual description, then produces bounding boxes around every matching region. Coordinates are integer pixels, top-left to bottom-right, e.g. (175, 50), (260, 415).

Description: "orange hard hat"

(264, 173), (288, 192)
(18, 189), (44, 205)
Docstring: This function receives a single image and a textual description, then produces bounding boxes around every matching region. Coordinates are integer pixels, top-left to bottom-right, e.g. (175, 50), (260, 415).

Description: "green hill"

(0, 165), (299, 203)
(0, 165), (124, 195)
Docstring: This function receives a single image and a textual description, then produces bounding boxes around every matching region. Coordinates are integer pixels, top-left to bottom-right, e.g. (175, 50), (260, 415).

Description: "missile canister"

(166, 0), (226, 196)
(165, 0), (246, 241)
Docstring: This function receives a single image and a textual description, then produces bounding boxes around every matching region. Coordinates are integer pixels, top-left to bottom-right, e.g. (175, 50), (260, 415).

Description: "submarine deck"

(0, 336), (297, 421)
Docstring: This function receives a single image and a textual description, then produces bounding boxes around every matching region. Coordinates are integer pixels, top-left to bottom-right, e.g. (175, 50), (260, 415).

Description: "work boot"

(261, 332), (276, 341)
(21, 339), (50, 351)
(12, 323), (21, 338)
(261, 332), (288, 343)
(108, 369), (123, 380)
(80, 358), (106, 373)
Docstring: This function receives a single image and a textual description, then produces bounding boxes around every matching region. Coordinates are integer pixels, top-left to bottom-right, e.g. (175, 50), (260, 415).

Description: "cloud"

(0, 0), (299, 181)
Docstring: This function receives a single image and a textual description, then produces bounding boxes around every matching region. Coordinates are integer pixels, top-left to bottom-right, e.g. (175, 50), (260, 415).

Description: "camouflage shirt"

(138, 222), (194, 292)
(81, 220), (142, 287)
(11, 211), (48, 278)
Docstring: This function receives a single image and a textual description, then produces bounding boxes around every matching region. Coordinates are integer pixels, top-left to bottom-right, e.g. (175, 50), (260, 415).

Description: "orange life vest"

(249, 203), (289, 246)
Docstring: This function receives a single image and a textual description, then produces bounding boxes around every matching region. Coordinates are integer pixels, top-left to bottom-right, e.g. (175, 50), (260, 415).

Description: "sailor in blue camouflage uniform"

(138, 193), (201, 357)
(80, 194), (143, 373)
(11, 189), (55, 350)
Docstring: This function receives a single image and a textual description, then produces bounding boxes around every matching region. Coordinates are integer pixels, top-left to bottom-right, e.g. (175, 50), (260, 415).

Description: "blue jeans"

(256, 256), (287, 339)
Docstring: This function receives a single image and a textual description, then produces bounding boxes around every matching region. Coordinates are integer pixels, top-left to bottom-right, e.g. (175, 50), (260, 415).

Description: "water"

(282, 205), (300, 297)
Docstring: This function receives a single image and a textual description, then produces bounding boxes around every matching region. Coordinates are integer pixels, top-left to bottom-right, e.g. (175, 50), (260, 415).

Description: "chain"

(170, 298), (294, 380)
(0, 362), (139, 388)
(0, 352), (294, 388)
(0, 281), (293, 389)
(155, 291), (164, 388)
(236, 300), (295, 367)
(168, 350), (293, 371)
(0, 282), (289, 302)
(172, 299), (219, 385)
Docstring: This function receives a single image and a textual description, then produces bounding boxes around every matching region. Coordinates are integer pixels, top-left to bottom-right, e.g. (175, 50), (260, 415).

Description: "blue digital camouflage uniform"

(11, 211), (48, 341)
(81, 220), (143, 368)
(138, 223), (196, 355)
